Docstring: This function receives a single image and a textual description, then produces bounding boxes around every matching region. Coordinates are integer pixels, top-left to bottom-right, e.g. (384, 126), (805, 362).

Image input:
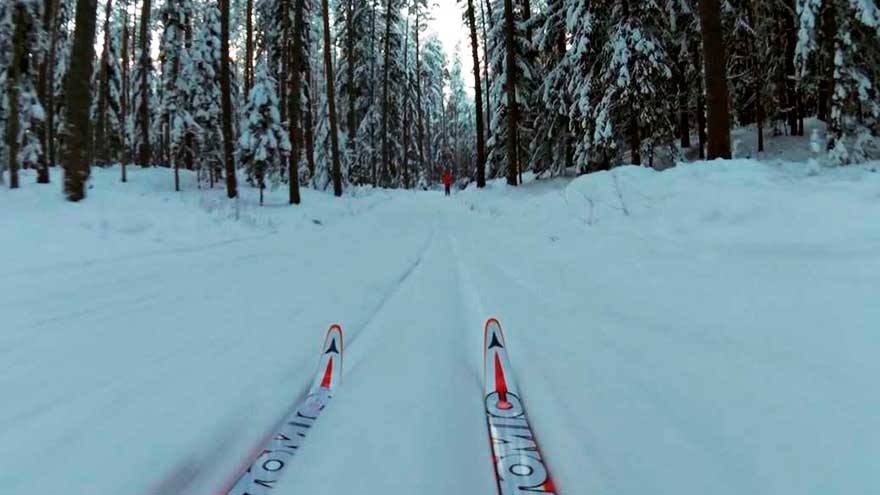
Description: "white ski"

(483, 318), (557, 494)
(225, 324), (343, 495)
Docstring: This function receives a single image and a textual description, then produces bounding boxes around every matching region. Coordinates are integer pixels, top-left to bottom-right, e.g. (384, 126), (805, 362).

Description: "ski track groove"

(344, 224), (437, 353)
(0, 233), (275, 279)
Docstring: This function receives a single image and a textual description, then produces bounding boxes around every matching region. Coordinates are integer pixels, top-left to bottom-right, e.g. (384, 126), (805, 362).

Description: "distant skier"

(442, 169), (453, 196)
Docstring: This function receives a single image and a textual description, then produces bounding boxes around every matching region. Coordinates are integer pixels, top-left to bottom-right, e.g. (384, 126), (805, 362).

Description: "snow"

(1, 156), (879, 494)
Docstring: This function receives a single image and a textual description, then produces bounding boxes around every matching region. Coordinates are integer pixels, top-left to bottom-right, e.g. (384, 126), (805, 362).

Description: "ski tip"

(484, 318), (507, 354)
(484, 318), (504, 341)
(323, 324), (344, 354)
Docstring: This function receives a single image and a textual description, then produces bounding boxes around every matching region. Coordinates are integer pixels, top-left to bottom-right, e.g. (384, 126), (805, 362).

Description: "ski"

(225, 324), (344, 495)
(483, 318), (557, 494)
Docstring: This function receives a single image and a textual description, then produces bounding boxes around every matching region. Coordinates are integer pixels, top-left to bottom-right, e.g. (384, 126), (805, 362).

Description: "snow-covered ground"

(1, 157), (878, 494)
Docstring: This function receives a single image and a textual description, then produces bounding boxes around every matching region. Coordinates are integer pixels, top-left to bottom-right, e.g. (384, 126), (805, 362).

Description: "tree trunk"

(64, 0), (99, 201)
(121, 0), (129, 181)
(380, 0), (394, 186)
(95, 0), (113, 166)
(36, 0), (58, 183)
(698, 0), (732, 159)
(322, 0), (343, 196)
(748, 0), (764, 152)
(171, 19), (181, 192)
(245, 0), (254, 98)
(220, 0), (238, 197)
(401, 15), (410, 189)
(629, 112), (641, 165)
(5, 5), (26, 189)
(280, 0), (290, 126)
(502, 0), (518, 186)
(302, 70), (316, 178)
(368, 0), (378, 185)
(345, 0), (356, 144)
(137, 0), (152, 167)
(414, 8), (425, 182)
(466, 0), (487, 187)
(783, 0), (798, 135)
(288, 0), (305, 204)
(676, 40), (690, 149)
(827, 7), (844, 152)
(184, 15), (194, 170)
(480, 0), (491, 143)
(46, 0), (64, 170)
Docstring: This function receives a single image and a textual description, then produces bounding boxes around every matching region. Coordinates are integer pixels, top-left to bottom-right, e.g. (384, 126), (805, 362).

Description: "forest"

(1, 0), (878, 202)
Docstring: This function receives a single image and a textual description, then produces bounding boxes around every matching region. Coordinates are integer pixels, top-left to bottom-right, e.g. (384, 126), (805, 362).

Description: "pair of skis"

(224, 319), (556, 494)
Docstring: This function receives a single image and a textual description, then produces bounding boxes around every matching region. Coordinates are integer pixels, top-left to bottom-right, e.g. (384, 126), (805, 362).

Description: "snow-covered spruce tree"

(486, 0), (535, 185)
(46, 0), (71, 170)
(159, 0), (198, 190)
(796, 0), (880, 164)
(530, 0), (574, 176)
(350, 0), (383, 186)
(379, 0), (406, 187)
(2, 0), (46, 189)
(333, 0), (374, 179)
(445, 55), (476, 181)
(191, 2), (225, 187)
(131, 0), (153, 167)
(93, 0), (124, 166)
(0, 1), (10, 184)
(410, 0), (429, 188)
(461, 0), (487, 187)
(238, 61), (292, 204)
(589, 0), (674, 167)
(725, 0), (789, 153)
(254, 0), (284, 89)
(662, 0), (699, 153)
(418, 34), (447, 186)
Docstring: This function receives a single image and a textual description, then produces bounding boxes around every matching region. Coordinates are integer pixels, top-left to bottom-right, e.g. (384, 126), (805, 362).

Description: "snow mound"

(565, 159), (880, 247)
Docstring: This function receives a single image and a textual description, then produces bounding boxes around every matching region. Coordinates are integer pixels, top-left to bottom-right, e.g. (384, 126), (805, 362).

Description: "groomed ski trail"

(276, 203), (497, 494)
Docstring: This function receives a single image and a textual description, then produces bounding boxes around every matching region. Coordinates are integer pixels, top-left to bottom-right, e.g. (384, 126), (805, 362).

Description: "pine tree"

(321, 0), (343, 195)
(379, 0), (404, 187)
(486, 0), (534, 185)
(133, 0), (152, 167)
(2, 0), (46, 189)
(94, 0), (124, 166)
(238, 61), (291, 204)
(699, 0), (733, 159)
(462, 0), (487, 186)
(63, 0), (99, 200)
(220, 0), (238, 197)
(160, 0), (198, 190)
(191, 2), (224, 186)
(590, 1), (673, 166)
(796, 0), (880, 164)
(418, 34), (446, 185)
(530, 0), (572, 176)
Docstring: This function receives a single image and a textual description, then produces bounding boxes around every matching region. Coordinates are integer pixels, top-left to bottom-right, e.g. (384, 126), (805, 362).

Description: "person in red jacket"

(442, 169), (453, 196)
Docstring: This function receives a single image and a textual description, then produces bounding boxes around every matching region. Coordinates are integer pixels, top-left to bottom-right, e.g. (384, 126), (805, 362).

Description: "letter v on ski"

(484, 318), (557, 494)
(225, 324), (344, 495)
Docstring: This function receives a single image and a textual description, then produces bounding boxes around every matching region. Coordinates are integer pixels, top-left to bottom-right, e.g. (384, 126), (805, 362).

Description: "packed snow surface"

(1, 160), (878, 494)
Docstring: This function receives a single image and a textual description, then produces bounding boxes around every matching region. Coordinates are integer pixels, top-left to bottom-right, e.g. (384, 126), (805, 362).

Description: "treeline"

(1, 0), (878, 202)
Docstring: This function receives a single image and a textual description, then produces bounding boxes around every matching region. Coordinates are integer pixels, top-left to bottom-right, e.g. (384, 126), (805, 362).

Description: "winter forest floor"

(1, 152), (879, 494)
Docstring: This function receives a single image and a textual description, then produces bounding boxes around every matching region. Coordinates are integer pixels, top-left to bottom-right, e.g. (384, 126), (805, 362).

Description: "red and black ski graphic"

(225, 324), (343, 495)
(483, 318), (557, 494)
